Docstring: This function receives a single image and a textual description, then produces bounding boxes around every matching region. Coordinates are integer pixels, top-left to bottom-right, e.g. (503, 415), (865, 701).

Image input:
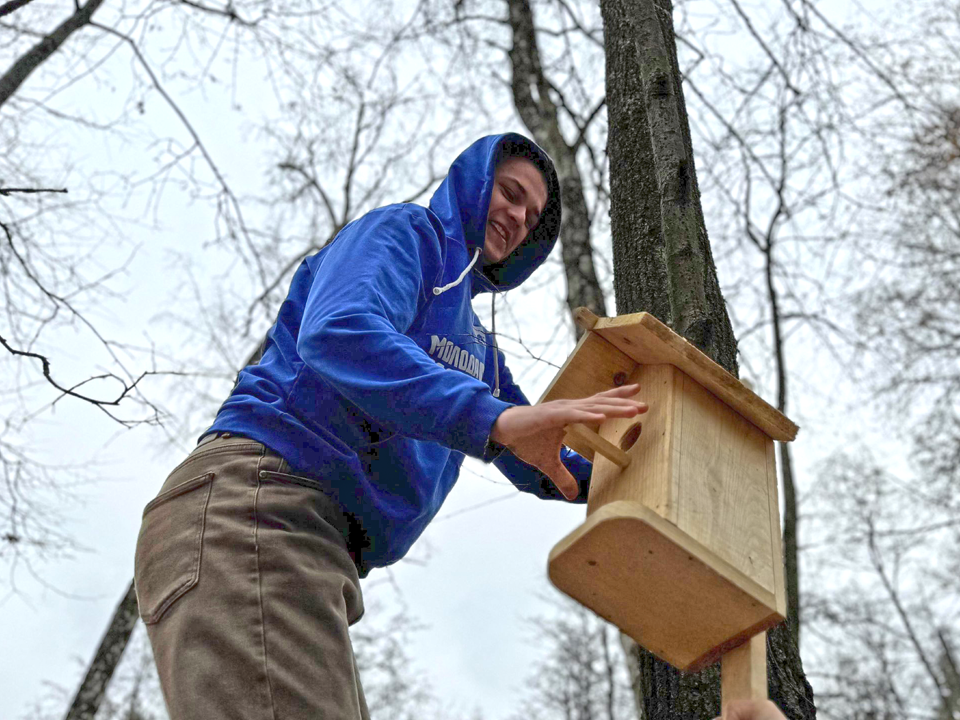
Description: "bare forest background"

(1, 0), (958, 719)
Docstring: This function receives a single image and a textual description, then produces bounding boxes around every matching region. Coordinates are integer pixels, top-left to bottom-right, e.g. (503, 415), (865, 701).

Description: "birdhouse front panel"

(539, 330), (639, 455)
(585, 363), (682, 523)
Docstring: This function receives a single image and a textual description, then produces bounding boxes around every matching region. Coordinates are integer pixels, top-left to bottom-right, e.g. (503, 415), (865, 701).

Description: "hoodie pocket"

(134, 472), (215, 624)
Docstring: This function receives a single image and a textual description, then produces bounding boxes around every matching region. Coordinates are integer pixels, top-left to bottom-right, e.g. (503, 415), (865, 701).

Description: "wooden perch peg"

(564, 423), (631, 468)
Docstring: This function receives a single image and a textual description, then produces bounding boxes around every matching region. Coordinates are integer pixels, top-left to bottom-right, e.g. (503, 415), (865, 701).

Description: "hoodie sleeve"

(296, 206), (513, 458)
(489, 350), (593, 504)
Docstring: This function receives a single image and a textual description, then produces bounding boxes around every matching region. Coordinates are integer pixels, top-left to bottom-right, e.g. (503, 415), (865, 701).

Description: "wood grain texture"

(565, 423), (631, 468)
(574, 306), (600, 331)
(548, 501), (783, 672)
(592, 313), (798, 442)
(722, 633), (768, 703)
(538, 331), (637, 461)
(586, 364), (680, 524)
(766, 440), (788, 617)
(676, 374), (776, 593)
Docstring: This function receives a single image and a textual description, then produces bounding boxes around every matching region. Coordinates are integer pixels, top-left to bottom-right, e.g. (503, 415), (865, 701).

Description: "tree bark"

(598, 0), (815, 717)
(0, 0), (105, 110)
(601, 0), (735, 369)
(506, 0), (607, 334)
(63, 580), (139, 720)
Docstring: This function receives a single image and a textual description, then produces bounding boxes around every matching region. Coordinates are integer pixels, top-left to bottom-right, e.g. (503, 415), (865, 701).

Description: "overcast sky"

(1, 1), (904, 718)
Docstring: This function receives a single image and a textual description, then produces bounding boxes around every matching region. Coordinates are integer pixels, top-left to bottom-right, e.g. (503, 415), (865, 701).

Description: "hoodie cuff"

(450, 391), (513, 459)
(482, 437), (507, 463)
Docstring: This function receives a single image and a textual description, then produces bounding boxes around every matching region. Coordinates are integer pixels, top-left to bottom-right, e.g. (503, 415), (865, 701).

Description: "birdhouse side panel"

(538, 331), (637, 407)
(766, 439), (787, 616)
(676, 375), (777, 594)
(539, 332), (638, 460)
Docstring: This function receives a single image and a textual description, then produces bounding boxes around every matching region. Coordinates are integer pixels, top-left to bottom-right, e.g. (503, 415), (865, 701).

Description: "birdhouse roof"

(539, 311), (798, 442)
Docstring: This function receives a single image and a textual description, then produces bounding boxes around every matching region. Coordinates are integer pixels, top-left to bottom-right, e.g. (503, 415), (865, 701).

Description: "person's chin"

(483, 237), (504, 264)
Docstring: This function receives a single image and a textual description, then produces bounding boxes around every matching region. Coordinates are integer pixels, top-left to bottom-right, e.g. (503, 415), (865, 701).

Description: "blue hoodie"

(205, 133), (591, 575)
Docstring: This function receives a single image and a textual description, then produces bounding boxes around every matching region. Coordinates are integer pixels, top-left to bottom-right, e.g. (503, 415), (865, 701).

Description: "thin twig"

(89, 21), (265, 285)
(867, 519), (947, 701)
(727, 0), (801, 95)
(0, 187), (68, 196)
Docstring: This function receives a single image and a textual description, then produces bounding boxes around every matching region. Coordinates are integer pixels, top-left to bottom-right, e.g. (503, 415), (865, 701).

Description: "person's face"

(483, 156), (548, 264)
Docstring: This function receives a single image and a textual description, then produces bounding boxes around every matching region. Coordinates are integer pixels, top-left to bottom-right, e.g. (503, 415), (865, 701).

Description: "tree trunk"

(759, 225), (801, 646)
(601, 0), (736, 367)
(598, 0), (815, 717)
(506, 0), (607, 334)
(63, 580), (139, 720)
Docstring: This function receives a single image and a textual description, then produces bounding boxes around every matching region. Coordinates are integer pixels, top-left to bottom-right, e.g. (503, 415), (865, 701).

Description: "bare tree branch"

(0, 0), (105, 109)
(62, 582), (140, 720)
(726, 0), (801, 95)
(0, 187), (67, 195)
(176, 0), (261, 27)
(867, 518), (947, 702)
(88, 20), (265, 286)
(0, 0), (36, 20)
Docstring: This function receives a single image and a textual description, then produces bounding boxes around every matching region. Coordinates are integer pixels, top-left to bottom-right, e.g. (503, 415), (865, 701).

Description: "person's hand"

(490, 384), (648, 500)
(714, 700), (787, 720)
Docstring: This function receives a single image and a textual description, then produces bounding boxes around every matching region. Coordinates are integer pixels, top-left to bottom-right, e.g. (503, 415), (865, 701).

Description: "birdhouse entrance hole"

(618, 422), (642, 451)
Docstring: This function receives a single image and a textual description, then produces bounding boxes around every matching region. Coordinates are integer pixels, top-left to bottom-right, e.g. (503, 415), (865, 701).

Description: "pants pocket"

(257, 469), (360, 555)
(134, 472), (215, 625)
(257, 469), (324, 493)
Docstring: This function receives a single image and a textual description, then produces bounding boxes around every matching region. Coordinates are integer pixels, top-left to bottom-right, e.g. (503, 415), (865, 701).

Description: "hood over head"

(428, 133), (562, 293)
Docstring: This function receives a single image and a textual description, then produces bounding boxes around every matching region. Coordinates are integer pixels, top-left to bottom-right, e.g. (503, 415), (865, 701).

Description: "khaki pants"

(134, 435), (369, 720)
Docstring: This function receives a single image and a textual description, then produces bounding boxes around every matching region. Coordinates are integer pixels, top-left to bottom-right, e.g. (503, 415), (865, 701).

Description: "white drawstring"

(491, 291), (500, 398)
(433, 248), (481, 295)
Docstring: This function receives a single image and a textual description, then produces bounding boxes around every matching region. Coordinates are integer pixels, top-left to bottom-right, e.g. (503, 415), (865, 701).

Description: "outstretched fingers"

(559, 409), (610, 425)
(489, 385), (650, 492)
(560, 385), (648, 423)
(596, 383), (642, 397)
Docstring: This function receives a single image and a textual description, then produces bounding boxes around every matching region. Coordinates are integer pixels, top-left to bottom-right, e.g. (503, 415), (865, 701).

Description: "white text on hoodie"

(428, 335), (485, 381)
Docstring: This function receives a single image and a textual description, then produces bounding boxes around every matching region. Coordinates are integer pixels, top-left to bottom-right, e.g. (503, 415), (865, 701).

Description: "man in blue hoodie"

(134, 133), (647, 720)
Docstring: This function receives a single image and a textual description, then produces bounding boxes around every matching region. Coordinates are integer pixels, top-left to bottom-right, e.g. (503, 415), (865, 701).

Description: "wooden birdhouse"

(541, 309), (797, 688)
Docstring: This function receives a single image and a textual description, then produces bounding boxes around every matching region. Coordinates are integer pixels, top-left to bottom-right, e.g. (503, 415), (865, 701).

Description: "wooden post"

(721, 632), (768, 707)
